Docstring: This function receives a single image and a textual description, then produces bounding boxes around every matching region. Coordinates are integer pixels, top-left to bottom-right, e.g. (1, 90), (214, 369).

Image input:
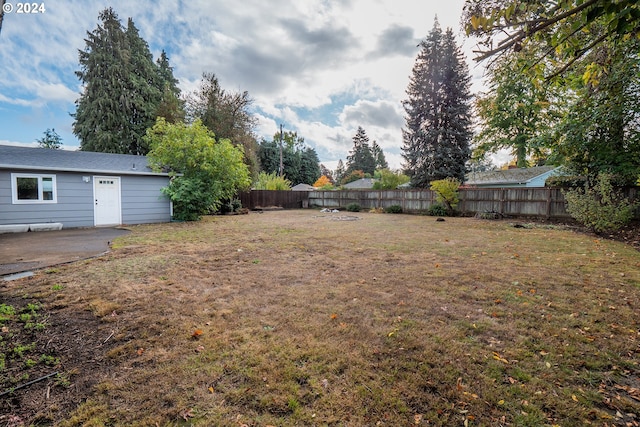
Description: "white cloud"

(0, 0), (485, 172)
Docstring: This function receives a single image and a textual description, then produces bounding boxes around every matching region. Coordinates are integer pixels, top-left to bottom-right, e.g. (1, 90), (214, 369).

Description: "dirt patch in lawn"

(1, 210), (639, 426)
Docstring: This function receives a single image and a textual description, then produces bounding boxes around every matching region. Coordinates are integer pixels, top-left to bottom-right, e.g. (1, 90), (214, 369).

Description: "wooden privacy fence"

(239, 190), (309, 210)
(240, 187), (638, 219)
(308, 188), (572, 218)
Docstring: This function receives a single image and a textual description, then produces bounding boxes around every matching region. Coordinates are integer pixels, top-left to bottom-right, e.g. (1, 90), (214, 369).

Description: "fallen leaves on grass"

(492, 352), (509, 364)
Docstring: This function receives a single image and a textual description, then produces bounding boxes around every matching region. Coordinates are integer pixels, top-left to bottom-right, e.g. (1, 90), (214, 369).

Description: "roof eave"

(0, 164), (171, 177)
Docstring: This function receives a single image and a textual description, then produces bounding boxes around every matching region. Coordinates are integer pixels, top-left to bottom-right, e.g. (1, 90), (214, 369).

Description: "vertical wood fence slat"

(239, 187), (638, 219)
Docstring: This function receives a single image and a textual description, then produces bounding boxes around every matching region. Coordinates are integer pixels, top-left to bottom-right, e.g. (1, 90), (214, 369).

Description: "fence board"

(239, 187), (638, 219)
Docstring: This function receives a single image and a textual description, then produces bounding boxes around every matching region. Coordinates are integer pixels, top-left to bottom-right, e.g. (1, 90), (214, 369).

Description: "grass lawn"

(1, 210), (639, 426)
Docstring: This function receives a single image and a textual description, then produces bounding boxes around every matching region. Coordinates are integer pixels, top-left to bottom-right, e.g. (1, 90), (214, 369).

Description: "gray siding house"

(0, 145), (172, 230)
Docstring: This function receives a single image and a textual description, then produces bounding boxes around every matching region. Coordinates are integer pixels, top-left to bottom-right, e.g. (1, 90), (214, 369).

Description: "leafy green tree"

(371, 141), (388, 170)
(36, 128), (62, 149)
(475, 52), (555, 168)
(430, 178), (461, 216)
(464, 0), (640, 78)
(402, 21), (472, 187)
(258, 131), (321, 185)
(145, 118), (251, 221)
(188, 72), (260, 178)
(73, 8), (164, 155)
(372, 169), (410, 190)
(346, 127), (376, 175)
(552, 38), (640, 185)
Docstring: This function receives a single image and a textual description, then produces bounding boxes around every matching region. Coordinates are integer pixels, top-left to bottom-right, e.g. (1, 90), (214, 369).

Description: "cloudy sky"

(0, 0), (489, 170)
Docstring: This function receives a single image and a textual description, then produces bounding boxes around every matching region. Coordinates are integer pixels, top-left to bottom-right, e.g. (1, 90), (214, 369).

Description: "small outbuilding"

(464, 166), (561, 188)
(0, 145), (172, 231)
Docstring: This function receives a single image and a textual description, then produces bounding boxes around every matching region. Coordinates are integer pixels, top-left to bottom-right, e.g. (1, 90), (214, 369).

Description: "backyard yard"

(1, 210), (639, 426)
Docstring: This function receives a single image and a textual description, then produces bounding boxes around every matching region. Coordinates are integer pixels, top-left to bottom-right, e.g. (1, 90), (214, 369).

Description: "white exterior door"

(94, 176), (122, 226)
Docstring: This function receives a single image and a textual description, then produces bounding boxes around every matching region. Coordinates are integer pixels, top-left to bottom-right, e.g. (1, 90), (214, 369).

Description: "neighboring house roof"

(465, 166), (560, 187)
(291, 183), (316, 191)
(0, 144), (169, 176)
(342, 178), (377, 189)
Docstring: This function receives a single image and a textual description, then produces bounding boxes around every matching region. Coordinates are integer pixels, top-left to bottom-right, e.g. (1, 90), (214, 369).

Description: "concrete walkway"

(0, 227), (130, 276)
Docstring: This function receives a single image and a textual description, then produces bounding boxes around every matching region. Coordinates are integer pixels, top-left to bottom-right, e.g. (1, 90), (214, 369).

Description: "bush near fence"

(239, 188), (639, 219)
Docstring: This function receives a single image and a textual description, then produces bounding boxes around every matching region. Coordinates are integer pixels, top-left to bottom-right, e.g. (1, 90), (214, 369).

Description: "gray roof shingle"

(0, 144), (169, 176)
(465, 166), (557, 186)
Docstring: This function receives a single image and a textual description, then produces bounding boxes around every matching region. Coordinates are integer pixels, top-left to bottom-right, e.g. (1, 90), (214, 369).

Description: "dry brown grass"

(2, 210), (640, 426)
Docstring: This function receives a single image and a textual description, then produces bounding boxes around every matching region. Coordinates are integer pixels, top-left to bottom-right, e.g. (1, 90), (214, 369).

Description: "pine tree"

(334, 159), (346, 184)
(73, 8), (166, 155)
(155, 50), (185, 124)
(124, 18), (162, 154)
(36, 128), (63, 149)
(371, 141), (388, 170)
(346, 126), (376, 176)
(402, 21), (472, 187)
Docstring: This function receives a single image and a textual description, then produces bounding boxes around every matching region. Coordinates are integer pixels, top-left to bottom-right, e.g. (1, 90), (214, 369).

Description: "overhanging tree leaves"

(402, 21), (473, 187)
(145, 118), (251, 221)
(552, 38), (640, 185)
(464, 0), (640, 77)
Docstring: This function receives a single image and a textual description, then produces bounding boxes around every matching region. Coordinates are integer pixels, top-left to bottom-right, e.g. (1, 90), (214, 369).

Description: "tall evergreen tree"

(402, 21), (472, 187)
(346, 126), (376, 175)
(334, 159), (346, 184)
(371, 141), (388, 170)
(257, 131), (320, 185)
(73, 8), (166, 155)
(123, 18), (162, 154)
(155, 50), (185, 124)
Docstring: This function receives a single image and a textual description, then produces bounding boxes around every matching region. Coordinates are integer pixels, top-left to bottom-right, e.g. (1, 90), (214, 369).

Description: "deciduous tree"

(145, 118), (251, 220)
(464, 0), (640, 78)
(188, 72), (260, 178)
(475, 52), (555, 167)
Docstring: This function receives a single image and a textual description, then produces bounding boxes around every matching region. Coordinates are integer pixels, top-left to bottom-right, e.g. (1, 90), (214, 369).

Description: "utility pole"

(278, 123), (284, 177)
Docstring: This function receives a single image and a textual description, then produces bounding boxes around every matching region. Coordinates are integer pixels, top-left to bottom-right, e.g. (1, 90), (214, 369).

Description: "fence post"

(546, 188), (552, 219)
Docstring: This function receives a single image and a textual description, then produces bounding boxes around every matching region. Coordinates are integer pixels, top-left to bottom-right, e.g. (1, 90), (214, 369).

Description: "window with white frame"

(11, 173), (57, 204)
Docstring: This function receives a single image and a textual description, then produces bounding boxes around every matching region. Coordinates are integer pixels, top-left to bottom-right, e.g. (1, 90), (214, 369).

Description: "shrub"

(253, 172), (292, 190)
(219, 198), (243, 214)
(427, 203), (448, 216)
(430, 178), (460, 215)
(563, 173), (637, 233)
(346, 203), (361, 212)
(385, 205), (403, 214)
